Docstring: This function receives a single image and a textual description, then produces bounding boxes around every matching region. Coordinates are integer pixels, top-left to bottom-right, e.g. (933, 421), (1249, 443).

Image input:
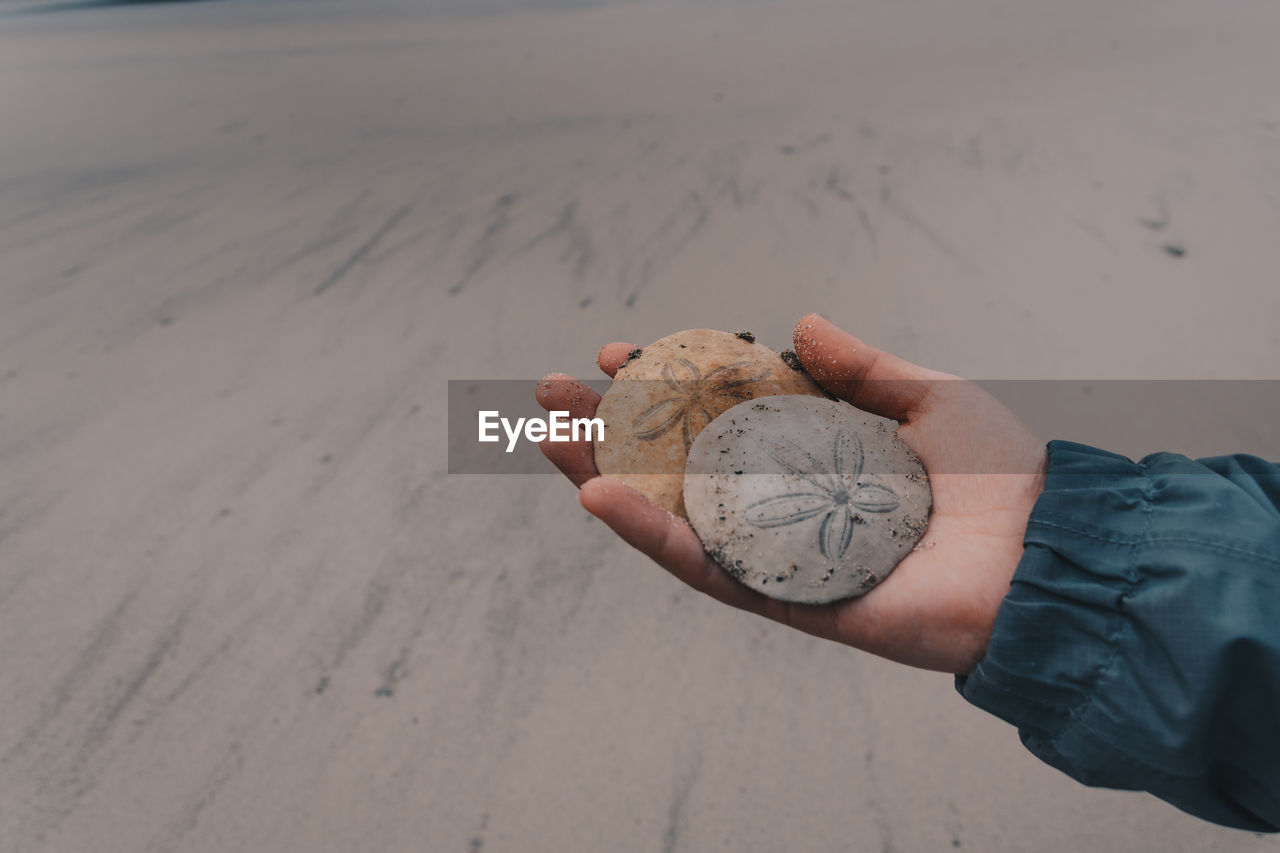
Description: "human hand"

(536, 314), (1046, 674)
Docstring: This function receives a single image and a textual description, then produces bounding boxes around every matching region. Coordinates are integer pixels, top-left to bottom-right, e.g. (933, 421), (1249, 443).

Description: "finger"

(793, 313), (944, 421)
(534, 373), (600, 487)
(597, 342), (639, 378)
(579, 477), (779, 617)
(535, 372), (602, 413)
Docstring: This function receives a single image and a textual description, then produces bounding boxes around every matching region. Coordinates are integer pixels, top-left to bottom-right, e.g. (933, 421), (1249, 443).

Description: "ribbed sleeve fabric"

(958, 441), (1280, 831)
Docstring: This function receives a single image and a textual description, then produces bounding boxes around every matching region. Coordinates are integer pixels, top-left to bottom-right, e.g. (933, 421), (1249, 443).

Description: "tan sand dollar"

(683, 395), (931, 604)
(594, 329), (826, 517)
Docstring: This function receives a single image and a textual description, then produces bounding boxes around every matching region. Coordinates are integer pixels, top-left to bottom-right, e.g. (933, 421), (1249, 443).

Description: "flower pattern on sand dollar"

(744, 429), (900, 560)
(631, 358), (769, 451)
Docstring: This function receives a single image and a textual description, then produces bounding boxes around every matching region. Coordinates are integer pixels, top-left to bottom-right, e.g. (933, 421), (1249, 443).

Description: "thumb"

(793, 313), (944, 421)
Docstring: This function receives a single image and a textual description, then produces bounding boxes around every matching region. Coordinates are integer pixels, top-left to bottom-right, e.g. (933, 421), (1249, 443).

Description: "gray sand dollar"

(684, 395), (931, 603)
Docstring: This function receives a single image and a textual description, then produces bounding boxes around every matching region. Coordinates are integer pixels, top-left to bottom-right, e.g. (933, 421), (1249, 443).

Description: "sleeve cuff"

(956, 440), (1145, 745)
(955, 440), (1280, 831)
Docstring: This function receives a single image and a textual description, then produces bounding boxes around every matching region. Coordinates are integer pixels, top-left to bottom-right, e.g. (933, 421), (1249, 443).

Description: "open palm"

(536, 314), (1046, 674)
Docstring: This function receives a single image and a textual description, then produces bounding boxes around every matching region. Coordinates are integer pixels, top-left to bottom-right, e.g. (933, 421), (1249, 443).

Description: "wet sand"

(2, 0), (1279, 850)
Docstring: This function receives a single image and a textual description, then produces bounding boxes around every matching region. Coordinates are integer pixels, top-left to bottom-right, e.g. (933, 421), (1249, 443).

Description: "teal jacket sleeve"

(957, 440), (1280, 832)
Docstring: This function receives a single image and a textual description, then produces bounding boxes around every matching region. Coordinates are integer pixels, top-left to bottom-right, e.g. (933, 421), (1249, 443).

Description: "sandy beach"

(2, 0), (1279, 849)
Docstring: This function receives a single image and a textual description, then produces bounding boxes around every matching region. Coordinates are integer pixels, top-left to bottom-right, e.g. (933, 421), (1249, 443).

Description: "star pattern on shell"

(744, 428), (900, 560)
(631, 358), (770, 451)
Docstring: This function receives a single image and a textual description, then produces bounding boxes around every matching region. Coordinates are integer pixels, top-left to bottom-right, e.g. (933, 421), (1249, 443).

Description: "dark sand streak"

(314, 203), (414, 295)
